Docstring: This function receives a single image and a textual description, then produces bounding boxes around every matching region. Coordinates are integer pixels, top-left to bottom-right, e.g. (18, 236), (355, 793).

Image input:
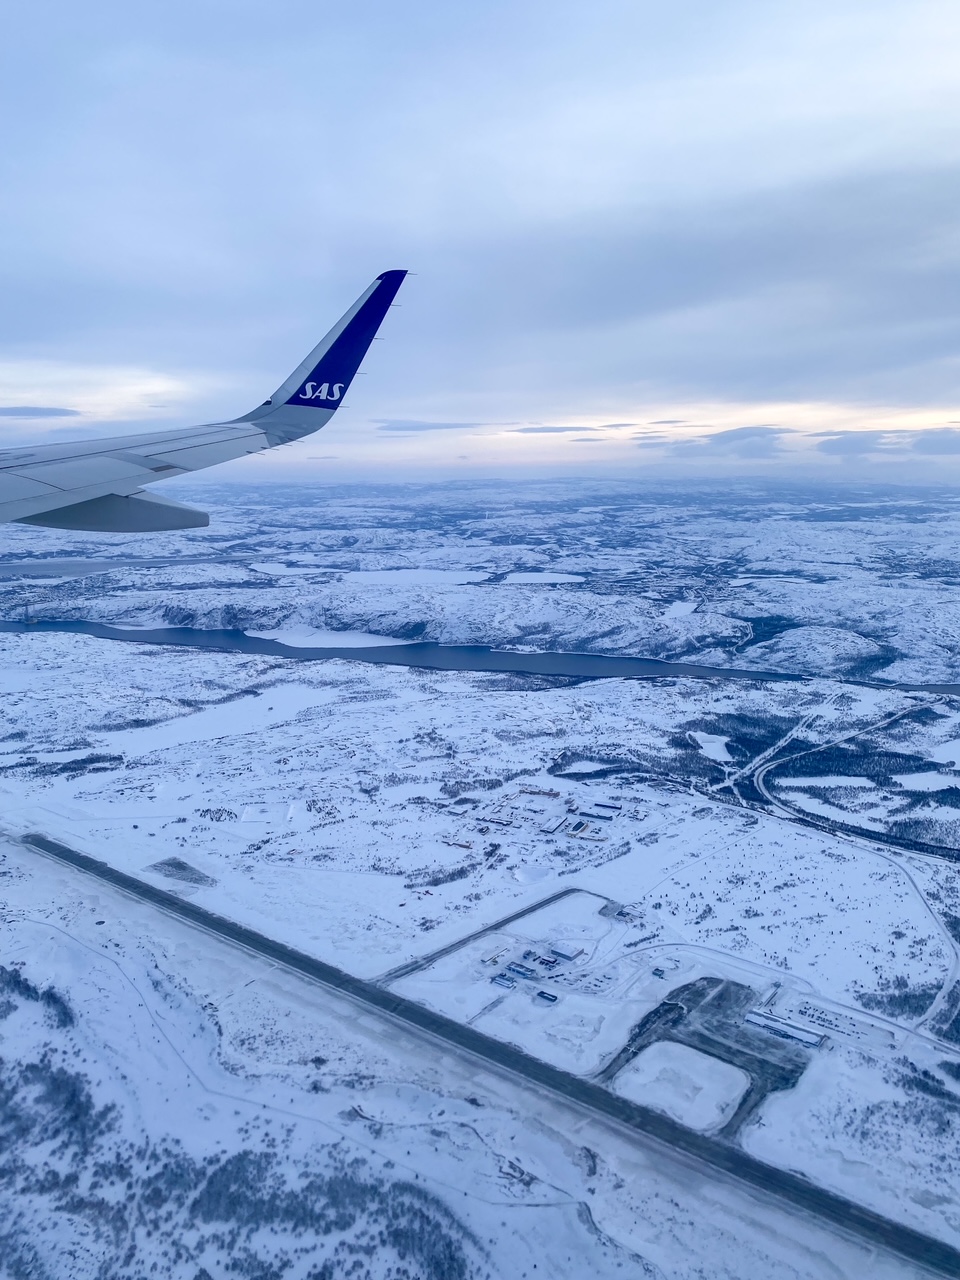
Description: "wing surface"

(0, 270), (406, 531)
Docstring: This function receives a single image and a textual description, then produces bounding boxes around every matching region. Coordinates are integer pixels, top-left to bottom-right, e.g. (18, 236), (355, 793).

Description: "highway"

(21, 830), (960, 1279)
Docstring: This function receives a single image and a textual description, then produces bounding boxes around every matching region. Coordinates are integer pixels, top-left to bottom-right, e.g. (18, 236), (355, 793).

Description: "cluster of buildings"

(442, 785), (626, 846)
(483, 940), (585, 1002)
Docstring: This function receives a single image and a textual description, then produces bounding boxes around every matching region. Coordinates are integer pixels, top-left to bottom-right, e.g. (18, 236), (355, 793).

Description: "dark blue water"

(0, 619), (800, 684)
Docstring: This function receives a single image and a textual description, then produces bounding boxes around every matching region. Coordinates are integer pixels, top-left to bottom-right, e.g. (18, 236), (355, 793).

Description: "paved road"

(21, 831), (960, 1278)
(379, 885), (592, 982)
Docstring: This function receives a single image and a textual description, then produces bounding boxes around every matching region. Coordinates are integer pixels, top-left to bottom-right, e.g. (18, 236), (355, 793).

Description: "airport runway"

(20, 831), (960, 1278)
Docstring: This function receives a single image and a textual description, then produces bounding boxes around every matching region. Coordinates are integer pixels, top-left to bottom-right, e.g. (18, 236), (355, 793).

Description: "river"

(0, 619), (800, 684)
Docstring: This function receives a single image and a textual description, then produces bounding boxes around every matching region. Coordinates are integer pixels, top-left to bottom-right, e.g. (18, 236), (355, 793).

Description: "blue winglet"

(284, 270), (407, 409)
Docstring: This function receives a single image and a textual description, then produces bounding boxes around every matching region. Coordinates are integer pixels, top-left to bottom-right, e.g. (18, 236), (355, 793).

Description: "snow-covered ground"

(4, 479), (960, 1274)
(246, 624), (409, 647)
(2, 842), (925, 1280)
(0, 633), (950, 1007)
(392, 893), (671, 1076)
(612, 1043), (749, 1132)
(743, 1041), (960, 1243)
(2, 625), (959, 1252)
(7, 477), (960, 681)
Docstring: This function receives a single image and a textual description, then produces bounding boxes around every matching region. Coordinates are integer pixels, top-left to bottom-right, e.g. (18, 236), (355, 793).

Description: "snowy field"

(391, 893), (674, 1077)
(7, 477), (960, 683)
(1, 842), (927, 1280)
(3, 479), (960, 1274)
(612, 1043), (749, 1132)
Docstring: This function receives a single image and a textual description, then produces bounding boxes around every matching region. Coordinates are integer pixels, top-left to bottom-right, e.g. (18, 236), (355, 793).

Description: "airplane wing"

(0, 269), (407, 532)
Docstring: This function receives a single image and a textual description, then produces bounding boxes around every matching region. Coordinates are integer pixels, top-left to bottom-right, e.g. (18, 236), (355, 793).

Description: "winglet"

(239, 270), (407, 441)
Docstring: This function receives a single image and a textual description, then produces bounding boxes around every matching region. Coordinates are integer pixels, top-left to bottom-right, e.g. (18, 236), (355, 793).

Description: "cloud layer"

(2, 1), (960, 478)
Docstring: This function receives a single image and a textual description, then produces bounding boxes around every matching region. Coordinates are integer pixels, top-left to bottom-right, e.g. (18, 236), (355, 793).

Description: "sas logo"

(298, 381), (344, 402)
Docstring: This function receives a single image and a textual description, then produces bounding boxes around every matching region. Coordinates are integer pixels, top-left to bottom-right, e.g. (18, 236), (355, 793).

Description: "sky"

(3, 0), (960, 483)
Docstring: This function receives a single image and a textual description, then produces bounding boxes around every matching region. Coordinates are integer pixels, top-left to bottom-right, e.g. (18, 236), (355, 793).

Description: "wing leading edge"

(0, 270), (406, 531)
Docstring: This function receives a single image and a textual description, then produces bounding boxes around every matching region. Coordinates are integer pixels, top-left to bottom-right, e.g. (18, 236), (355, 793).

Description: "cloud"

(446, 164), (960, 419)
(627, 422), (960, 466)
(0, 361), (197, 423)
(664, 425), (794, 459)
(814, 430), (896, 455)
(374, 420), (486, 433)
(511, 425), (594, 434)
(707, 426), (790, 443)
(0, 405), (80, 417)
(5, 3), (960, 483)
(907, 427), (960, 454)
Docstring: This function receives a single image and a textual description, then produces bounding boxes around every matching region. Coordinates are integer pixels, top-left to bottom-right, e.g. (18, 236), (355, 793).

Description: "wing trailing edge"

(17, 490), (209, 531)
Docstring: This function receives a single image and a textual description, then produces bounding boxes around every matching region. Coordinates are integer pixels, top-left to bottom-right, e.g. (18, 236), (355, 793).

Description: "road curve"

(20, 830), (960, 1279)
